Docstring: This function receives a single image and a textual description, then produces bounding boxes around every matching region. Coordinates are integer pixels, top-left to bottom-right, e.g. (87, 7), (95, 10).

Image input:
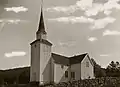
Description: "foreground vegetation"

(1, 77), (120, 87)
(41, 77), (120, 87)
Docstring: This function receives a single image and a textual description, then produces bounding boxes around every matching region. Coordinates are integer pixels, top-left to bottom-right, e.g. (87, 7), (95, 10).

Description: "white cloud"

(85, 0), (120, 16)
(81, 0), (120, 16)
(46, 0), (120, 16)
(76, 0), (93, 10)
(100, 54), (109, 57)
(49, 16), (115, 30)
(47, 0), (117, 30)
(104, 10), (112, 15)
(84, 3), (103, 16)
(46, 5), (78, 14)
(48, 16), (94, 24)
(7, 19), (21, 24)
(46, 0), (93, 14)
(0, 19), (29, 31)
(103, 30), (120, 36)
(88, 37), (97, 42)
(0, 19), (28, 24)
(5, 51), (26, 58)
(59, 41), (76, 47)
(4, 6), (28, 13)
(90, 16), (116, 29)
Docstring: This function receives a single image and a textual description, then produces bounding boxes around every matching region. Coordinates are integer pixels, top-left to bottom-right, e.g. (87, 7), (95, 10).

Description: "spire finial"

(41, 0), (43, 9)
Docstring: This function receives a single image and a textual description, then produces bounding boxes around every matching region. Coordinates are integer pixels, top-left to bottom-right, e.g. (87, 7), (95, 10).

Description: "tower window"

(35, 44), (36, 47)
(86, 62), (89, 67)
(65, 71), (68, 78)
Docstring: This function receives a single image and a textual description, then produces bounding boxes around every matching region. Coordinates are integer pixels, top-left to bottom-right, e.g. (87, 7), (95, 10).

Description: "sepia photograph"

(0, 0), (120, 87)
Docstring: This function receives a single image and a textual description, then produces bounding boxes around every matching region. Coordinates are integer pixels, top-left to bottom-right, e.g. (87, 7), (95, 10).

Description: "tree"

(106, 61), (120, 77)
(91, 58), (106, 77)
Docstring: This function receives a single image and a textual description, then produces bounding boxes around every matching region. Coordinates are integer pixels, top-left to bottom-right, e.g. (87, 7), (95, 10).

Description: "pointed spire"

(37, 0), (46, 34)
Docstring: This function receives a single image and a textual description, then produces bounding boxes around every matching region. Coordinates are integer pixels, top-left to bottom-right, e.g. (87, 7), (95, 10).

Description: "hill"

(0, 67), (30, 85)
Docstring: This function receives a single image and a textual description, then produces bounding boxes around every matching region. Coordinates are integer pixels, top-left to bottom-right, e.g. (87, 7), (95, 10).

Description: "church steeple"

(36, 2), (47, 40)
(30, 0), (53, 84)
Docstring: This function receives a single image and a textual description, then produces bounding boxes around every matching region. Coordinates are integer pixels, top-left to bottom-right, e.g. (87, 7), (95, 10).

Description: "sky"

(0, 0), (120, 70)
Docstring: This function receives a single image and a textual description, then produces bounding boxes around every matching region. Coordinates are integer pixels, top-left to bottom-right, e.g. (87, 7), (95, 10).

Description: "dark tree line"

(91, 58), (120, 78)
(106, 61), (120, 77)
(91, 58), (106, 77)
(0, 67), (30, 85)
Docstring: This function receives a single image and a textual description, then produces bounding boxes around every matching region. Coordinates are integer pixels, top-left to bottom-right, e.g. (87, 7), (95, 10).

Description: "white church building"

(30, 6), (95, 84)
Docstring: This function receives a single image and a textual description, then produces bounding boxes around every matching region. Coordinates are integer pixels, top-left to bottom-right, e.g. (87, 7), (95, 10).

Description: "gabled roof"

(52, 53), (69, 66)
(69, 53), (88, 64)
(52, 53), (91, 65)
(86, 54), (94, 67)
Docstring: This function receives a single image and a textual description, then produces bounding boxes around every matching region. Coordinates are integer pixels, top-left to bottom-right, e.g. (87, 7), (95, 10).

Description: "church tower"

(30, 1), (54, 84)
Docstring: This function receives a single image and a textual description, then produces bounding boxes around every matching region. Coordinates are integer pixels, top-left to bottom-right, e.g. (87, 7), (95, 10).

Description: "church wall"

(81, 55), (94, 79)
(30, 42), (40, 82)
(54, 63), (69, 83)
(39, 43), (53, 83)
(70, 63), (81, 81)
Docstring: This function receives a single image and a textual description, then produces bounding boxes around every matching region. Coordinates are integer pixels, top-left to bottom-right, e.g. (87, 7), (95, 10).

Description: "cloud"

(48, 16), (94, 24)
(0, 19), (28, 24)
(104, 10), (112, 15)
(88, 37), (97, 42)
(84, 3), (103, 16)
(49, 16), (115, 30)
(59, 41), (76, 47)
(81, 0), (120, 16)
(0, 19), (29, 31)
(46, 6), (78, 14)
(4, 51), (26, 58)
(4, 6), (28, 13)
(90, 16), (116, 30)
(46, 0), (120, 16)
(46, 0), (93, 14)
(76, 0), (93, 10)
(103, 30), (120, 36)
(47, 0), (118, 30)
(100, 54), (109, 57)
(85, 0), (120, 16)
(84, 0), (120, 16)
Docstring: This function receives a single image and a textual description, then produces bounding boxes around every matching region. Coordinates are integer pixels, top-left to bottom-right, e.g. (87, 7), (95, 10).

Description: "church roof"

(30, 39), (52, 46)
(36, 8), (47, 34)
(69, 53), (88, 64)
(52, 53), (69, 66)
(52, 53), (89, 65)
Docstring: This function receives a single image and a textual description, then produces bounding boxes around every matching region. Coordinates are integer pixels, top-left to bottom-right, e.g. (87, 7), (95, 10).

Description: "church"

(30, 5), (95, 84)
